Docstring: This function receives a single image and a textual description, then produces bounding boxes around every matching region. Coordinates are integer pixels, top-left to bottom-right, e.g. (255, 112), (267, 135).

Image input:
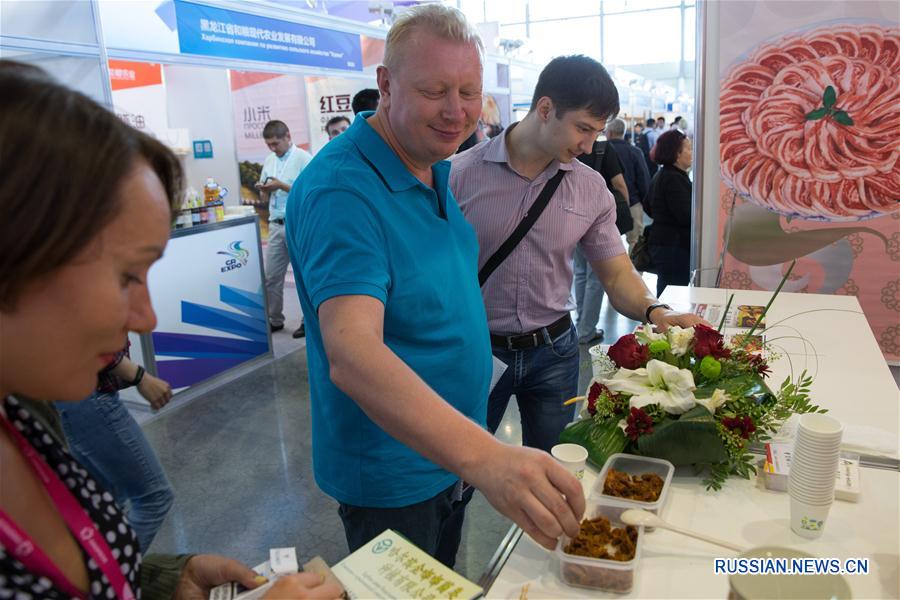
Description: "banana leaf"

(559, 418), (628, 469)
(636, 406), (729, 465)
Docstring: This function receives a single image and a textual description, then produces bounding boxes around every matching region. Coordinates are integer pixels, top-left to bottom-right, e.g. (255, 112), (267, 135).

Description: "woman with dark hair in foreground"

(0, 61), (341, 600)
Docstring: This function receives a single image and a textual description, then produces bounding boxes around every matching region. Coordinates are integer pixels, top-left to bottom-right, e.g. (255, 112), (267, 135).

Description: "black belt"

(490, 314), (572, 351)
(271, 218), (285, 225)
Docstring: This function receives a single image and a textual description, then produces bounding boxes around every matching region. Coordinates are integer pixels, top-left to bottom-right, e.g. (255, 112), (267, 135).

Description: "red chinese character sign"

(714, 2), (900, 361)
(305, 76), (375, 154)
(109, 60), (169, 139)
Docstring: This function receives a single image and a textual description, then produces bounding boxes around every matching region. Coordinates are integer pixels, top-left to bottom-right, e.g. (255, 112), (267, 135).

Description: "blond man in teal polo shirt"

(286, 4), (584, 567)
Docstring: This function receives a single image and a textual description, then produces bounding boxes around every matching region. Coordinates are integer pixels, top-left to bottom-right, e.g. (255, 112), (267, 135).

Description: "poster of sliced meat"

(716, 1), (899, 361)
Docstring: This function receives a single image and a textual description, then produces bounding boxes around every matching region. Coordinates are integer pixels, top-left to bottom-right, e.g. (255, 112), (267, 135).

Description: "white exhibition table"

(661, 286), (899, 461)
(483, 287), (900, 599)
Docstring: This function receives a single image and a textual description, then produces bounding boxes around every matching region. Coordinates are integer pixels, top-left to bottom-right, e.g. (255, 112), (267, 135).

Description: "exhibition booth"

(2, 0), (895, 388)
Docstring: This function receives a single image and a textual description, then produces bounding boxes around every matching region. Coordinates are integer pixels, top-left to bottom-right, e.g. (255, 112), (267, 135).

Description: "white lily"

(634, 323), (665, 344)
(696, 389), (730, 415)
(601, 359), (697, 415)
(666, 325), (695, 356)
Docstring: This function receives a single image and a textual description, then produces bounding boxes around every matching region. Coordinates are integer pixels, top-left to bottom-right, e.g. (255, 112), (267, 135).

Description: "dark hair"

(673, 116), (683, 126)
(0, 60), (183, 309)
(262, 120), (290, 139)
(649, 129), (687, 166)
(351, 88), (380, 114)
(325, 115), (351, 130)
(646, 118), (656, 127)
(530, 55), (619, 120)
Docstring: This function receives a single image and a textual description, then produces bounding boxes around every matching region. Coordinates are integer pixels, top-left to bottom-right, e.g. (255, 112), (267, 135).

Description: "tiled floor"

(140, 290), (644, 581)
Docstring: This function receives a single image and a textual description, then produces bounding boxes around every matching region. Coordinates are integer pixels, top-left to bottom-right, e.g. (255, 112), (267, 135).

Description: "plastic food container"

(555, 501), (643, 594)
(591, 453), (675, 518)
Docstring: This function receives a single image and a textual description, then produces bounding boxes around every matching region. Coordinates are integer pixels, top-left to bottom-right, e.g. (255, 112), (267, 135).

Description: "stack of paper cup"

(788, 413), (843, 539)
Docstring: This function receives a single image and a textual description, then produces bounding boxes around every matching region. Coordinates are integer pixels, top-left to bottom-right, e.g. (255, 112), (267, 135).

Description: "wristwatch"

(645, 303), (671, 324)
(126, 365), (145, 387)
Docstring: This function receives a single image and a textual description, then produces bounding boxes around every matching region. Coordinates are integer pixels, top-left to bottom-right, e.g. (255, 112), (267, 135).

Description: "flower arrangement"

(561, 289), (825, 490)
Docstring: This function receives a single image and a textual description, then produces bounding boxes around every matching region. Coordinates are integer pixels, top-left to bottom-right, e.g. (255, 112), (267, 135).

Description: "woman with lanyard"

(0, 62), (342, 600)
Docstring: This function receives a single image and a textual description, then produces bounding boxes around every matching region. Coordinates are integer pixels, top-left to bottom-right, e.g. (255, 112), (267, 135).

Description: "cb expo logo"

(217, 241), (249, 273)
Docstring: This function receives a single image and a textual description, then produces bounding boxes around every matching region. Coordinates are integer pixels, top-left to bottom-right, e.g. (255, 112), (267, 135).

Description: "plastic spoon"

(621, 509), (747, 553)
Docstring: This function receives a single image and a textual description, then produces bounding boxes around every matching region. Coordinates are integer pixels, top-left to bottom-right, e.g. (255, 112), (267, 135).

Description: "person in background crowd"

(656, 116), (666, 131)
(647, 129), (693, 296)
(628, 121), (643, 143)
(0, 60), (341, 600)
(451, 55), (704, 457)
(256, 120), (313, 339)
(351, 88), (380, 114)
(637, 118), (656, 173)
(456, 119), (487, 153)
(55, 345), (175, 551)
(484, 122), (504, 138)
(646, 117), (661, 149)
(606, 117), (650, 253)
(325, 115), (351, 140)
(286, 4), (586, 567)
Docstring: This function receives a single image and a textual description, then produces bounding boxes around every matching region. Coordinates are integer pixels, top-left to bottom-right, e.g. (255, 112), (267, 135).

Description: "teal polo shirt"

(285, 113), (492, 508)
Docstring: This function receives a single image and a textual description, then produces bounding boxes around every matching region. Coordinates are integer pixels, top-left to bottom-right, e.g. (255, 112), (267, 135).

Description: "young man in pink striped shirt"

(451, 55), (704, 453)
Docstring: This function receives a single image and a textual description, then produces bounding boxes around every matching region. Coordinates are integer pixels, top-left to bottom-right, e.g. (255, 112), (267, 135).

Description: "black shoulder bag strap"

(478, 169), (566, 287)
(591, 141), (605, 171)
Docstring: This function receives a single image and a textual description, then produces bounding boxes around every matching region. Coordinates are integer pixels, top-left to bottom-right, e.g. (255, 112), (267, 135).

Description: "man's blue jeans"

(487, 325), (579, 452)
(338, 483), (474, 568)
(56, 391), (174, 551)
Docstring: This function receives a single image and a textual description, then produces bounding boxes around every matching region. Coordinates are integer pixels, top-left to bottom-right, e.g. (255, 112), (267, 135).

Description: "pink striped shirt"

(450, 128), (625, 335)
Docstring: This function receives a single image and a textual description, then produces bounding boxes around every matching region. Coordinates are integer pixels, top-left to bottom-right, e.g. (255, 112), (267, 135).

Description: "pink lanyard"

(0, 415), (135, 600)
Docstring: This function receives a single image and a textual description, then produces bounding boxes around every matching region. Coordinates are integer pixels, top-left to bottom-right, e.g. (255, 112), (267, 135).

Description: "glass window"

(602, 0), (683, 14)
(684, 5), (696, 61)
(528, 0), (600, 22)
(484, 1), (526, 24)
(1, 0), (98, 45)
(0, 50), (107, 103)
(528, 16), (601, 64)
(603, 8), (680, 65)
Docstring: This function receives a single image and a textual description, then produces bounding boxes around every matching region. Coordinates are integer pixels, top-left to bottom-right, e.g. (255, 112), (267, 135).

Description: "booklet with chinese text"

(332, 529), (483, 600)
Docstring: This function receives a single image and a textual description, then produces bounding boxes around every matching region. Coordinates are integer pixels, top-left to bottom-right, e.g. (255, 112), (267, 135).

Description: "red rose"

(693, 324), (732, 360)
(608, 334), (650, 369)
(723, 416), (756, 440)
(625, 407), (654, 441)
(587, 382), (603, 416)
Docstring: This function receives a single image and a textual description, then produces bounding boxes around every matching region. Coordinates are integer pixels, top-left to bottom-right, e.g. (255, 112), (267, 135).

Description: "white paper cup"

(551, 443), (588, 480)
(798, 413), (843, 439)
(790, 495), (832, 539)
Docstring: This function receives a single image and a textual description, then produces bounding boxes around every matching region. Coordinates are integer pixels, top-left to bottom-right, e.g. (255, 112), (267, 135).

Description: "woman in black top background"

(646, 129), (693, 296)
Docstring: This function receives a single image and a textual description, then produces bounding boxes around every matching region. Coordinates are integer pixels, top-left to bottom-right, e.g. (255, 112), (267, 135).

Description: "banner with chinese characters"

(305, 76), (374, 154)
(109, 60), (169, 140)
(174, 0), (362, 71)
(715, 1), (900, 361)
(230, 70), (309, 216)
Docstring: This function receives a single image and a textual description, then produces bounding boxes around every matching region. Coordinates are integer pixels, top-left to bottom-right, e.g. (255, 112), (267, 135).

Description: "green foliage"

(559, 418), (628, 469)
(636, 406), (729, 465)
